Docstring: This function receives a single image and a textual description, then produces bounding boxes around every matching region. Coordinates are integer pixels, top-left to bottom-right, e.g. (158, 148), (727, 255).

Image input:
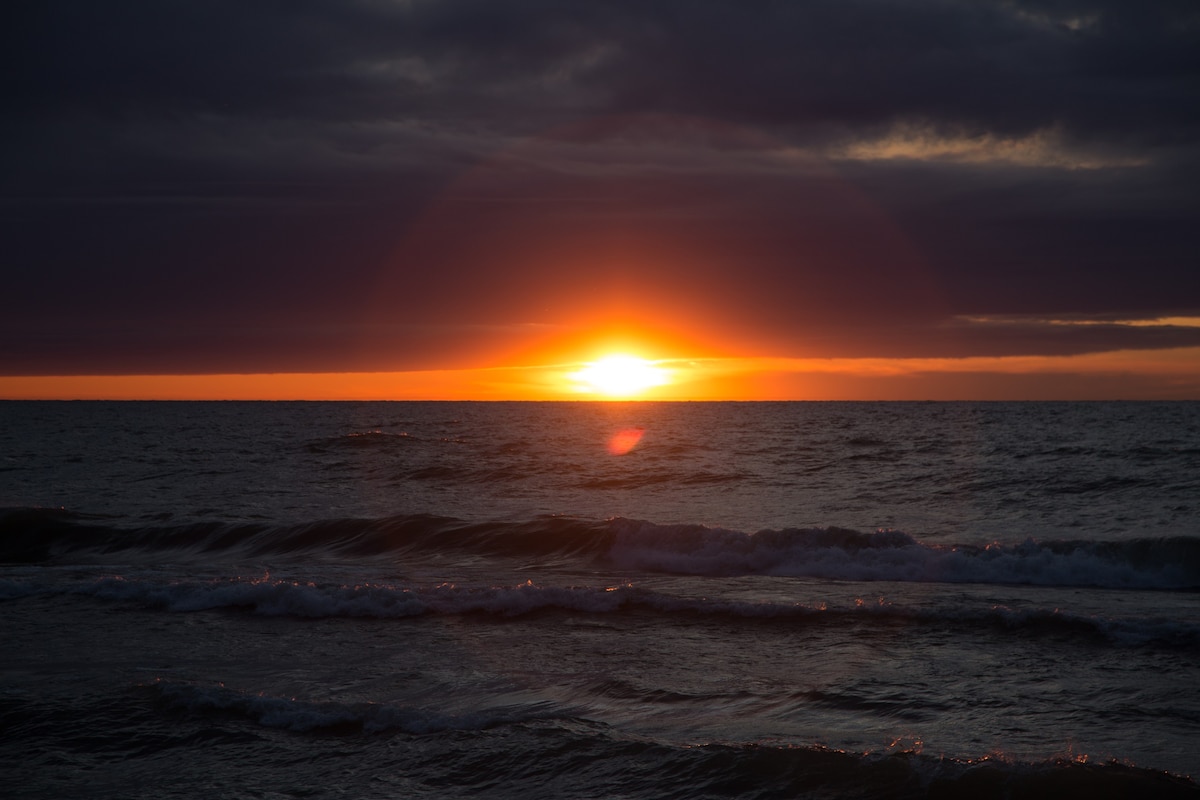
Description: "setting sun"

(572, 354), (670, 397)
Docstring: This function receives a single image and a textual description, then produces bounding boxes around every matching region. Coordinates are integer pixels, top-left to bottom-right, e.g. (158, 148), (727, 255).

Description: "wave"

(609, 519), (1200, 590)
(304, 430), (420, 452)
(302, 431), (748, 489)
(76, 575), (634, 619)
(8, 574), (1197, 648)
(0, 507), (611, 563)
(141, 679), (1200, 798)
(600, 744), (1200, 800)
(4, 507), (1199, 591)
(146, 679), (564, 735)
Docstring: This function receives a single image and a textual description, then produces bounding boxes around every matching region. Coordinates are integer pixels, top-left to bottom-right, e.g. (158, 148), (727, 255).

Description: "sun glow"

(572, 354), (670, 397)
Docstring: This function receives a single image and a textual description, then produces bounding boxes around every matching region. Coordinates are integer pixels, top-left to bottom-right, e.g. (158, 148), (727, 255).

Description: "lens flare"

(607, 427), (645, 455)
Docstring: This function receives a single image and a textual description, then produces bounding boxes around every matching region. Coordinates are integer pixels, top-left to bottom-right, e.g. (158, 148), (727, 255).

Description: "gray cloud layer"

(3, 0), (1198, 372)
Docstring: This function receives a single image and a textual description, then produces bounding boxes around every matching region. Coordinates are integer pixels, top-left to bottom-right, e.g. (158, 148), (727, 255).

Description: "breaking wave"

(140, 678), (1200, 798)
(3, 507), (1198, 591)
(608, 519), (1200, 590)
(3, 574), (1194, 648)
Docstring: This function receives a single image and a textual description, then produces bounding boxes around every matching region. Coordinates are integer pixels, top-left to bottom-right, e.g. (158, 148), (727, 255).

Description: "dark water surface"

(2, 401), (1199, 798)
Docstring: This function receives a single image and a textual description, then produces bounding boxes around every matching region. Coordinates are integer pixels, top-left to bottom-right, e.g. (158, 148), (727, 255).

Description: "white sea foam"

(0, 578), (38, 600)
(49, 574), (1200, 648)
(606, 520), (1200, 590)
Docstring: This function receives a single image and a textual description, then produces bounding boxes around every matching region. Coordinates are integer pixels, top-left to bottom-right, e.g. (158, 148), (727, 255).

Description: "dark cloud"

(2, 0), (1198, 374)
(9, 1), (1198, 137)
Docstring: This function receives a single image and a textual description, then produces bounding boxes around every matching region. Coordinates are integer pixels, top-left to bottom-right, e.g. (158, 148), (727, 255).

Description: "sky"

(3, 0), (1199, 399)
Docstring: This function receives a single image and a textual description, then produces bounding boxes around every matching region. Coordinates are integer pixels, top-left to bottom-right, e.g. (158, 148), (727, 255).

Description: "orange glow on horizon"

(1, 347), (1199, 400)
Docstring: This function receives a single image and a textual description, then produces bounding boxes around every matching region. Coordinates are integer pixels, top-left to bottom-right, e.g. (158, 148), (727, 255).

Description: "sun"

(572, 354), (670, 397)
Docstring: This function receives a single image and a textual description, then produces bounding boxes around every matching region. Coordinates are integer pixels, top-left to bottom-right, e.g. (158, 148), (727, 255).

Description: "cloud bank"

(2, 0), (1198, 375)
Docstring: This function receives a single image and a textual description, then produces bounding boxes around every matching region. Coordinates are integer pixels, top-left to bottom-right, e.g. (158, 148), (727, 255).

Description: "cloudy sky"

(3, 0), (1199, 398)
